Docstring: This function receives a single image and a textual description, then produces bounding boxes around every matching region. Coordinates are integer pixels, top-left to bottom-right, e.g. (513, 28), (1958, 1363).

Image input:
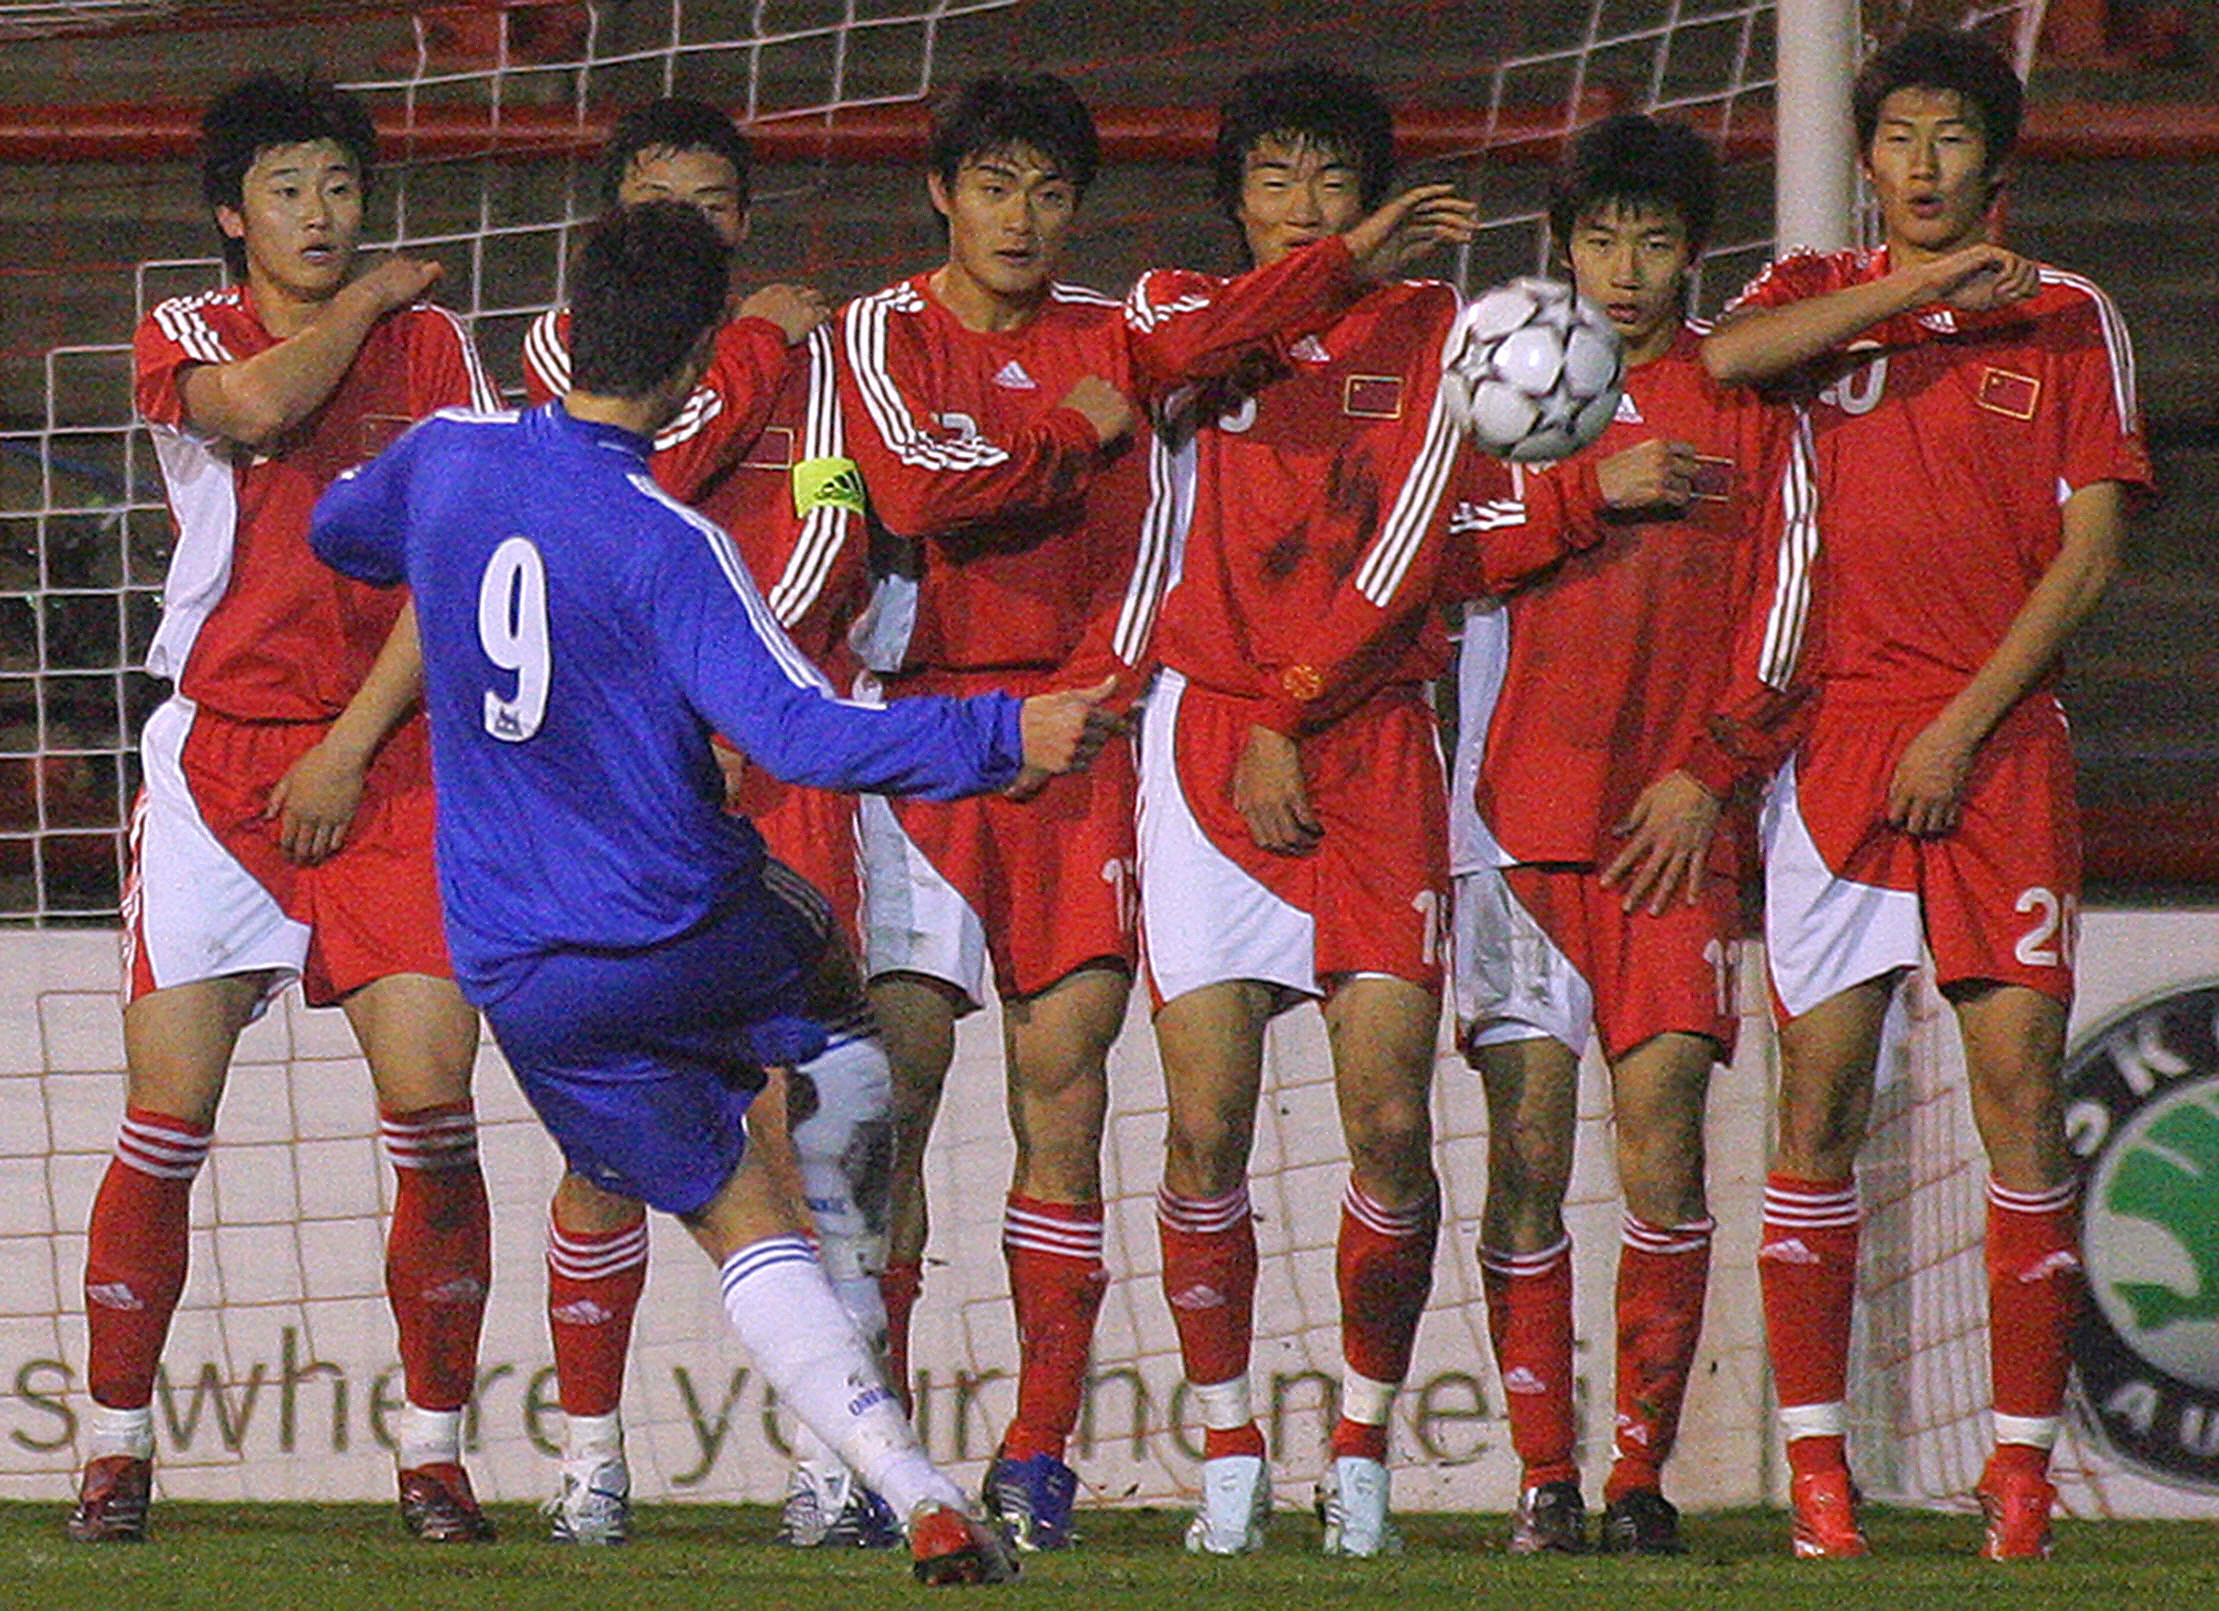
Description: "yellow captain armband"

(792, 456), (867, 520)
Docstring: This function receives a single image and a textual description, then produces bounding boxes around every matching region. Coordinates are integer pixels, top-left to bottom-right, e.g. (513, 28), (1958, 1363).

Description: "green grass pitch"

(8, 1503), (2219, 1610)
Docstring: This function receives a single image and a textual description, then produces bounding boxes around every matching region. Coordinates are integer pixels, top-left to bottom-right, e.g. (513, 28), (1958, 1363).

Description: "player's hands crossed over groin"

(1234, 725), (1322, 857)
(1008, 676), (1122, 801)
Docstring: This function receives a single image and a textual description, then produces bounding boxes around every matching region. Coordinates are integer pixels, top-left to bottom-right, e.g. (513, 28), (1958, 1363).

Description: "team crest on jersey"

(1977, 367), (2041, 421)
(1342, 374), (1403, 420)
(2065, 982), (2219, 1492)
(991, 360), (1039, 391)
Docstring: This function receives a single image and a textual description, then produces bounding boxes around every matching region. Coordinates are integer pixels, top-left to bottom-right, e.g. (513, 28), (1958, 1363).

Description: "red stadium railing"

(3, 98), (2219, 166)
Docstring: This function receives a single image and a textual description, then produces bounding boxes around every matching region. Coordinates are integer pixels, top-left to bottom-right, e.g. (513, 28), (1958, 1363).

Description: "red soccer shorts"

(1763, 694), (2080, 1020)
(861, 729), (1136, 1007)
(1454, 862), (1741, 1063)
(124, 696), (450, 1009)
(1138, 670), (1448, 1006)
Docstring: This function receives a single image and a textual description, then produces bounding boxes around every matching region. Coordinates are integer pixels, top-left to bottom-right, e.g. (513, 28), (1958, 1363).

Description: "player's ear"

(216, 205), (247, 243)
(927, 170), (953, 221)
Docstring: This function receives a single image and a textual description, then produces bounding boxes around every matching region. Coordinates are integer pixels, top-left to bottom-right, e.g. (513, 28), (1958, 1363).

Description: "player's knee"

(791, 1037), (894, 1211)
(1165, 1114), (1249, 1195)
(1967, 1056), (2063, 1145)
(1344, 1094), (1430, 1174)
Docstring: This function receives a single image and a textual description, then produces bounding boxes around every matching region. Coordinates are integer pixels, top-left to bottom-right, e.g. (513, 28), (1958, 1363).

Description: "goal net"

(2, 0), (2109, 1522)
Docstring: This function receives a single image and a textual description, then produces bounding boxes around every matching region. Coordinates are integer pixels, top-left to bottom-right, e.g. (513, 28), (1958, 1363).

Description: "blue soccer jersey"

(311, 402), (1024, 1002)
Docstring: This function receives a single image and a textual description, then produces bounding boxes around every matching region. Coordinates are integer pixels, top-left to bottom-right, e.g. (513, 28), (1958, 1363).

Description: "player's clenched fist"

(737, 281), (833, 343)
(1916, 242), (2040, 313)
(1344, 182), (1481, 280)
(1009, 676), (1122, 799)
(1058, 375), (1136, 447)
(352, 254), (446, 316)
(1596, 437), (1700, 514)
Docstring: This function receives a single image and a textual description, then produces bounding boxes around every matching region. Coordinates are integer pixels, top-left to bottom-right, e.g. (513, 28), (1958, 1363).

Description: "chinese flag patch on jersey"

(1977, 367), (2041, 420)
(1343, 375), (1405, 420)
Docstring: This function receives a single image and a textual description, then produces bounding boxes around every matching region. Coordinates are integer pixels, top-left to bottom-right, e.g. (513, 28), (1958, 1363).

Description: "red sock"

(1479, 1237), (1577, 1486)
(881, 1258), (924, 1411)
(1760, 1173), (1859, 1474)
(999, 1194), (1108, 1463)
(84, 1107), (211, 1409)
(1332, 1178), (1438, 1460)
(1157, 1184), (1257, 1390)
(1987, 1176), (2080, 1461)
(381, 1103), (490, 1414)
(1607, 1214), (1713, 1501)
(547, 1209), (649, 1418)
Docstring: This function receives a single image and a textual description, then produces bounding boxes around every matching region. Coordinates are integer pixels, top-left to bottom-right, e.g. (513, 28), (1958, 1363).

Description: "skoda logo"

(2066, 982), (2219, 1490)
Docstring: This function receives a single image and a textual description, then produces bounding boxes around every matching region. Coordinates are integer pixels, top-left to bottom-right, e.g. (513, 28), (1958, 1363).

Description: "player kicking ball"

(1703, 28), (2151, 1560)
(312, 201), (1119, 1585)
(1450, 113), (1793, 1557)
(72, 72), (502, 1546)
(520, 97), (895, 1551)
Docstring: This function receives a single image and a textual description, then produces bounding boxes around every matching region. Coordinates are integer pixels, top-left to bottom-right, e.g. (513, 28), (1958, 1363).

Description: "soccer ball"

(1440, 276), (1624, 462)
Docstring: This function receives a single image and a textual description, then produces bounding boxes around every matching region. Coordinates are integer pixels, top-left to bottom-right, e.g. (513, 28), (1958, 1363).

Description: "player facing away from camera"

(312, 201), (1124, 1587)
(838, 72), (1477, 1550)
(1702, 28), (2151, 1561)
(519, 98), (894, 1550)
(70, 72), (502, 1546)
(1450, 113), (1797, 1557)
(1131, 64), (1614, 1557)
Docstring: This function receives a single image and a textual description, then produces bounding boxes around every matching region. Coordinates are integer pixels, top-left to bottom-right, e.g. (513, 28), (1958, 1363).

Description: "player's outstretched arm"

(182, 255), (445, 446)
(1703, 243), (2039, 388)
(1885, 479), (2126, 837)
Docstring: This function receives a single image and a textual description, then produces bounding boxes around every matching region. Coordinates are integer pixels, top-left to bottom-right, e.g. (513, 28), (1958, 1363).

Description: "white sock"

(564, 1409), (624, 1470)
(1193, 1376), (1254, 1433)
(397, 1404), (463, 1470)
(720, 1235), (961, 1518)
(87, 1402), (154, 1461)
(1340, 1368), (1397, 1430)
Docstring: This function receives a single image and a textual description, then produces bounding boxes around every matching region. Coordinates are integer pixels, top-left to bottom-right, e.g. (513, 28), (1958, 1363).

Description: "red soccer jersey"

(1461, 324), (1790, 868)
(1729, 246), (2154, 711)
(1146, 275), (1529, 737)
(838, 274), (1153, 700)
(136, 285), (495, 721)
(522, 309), (864, 669)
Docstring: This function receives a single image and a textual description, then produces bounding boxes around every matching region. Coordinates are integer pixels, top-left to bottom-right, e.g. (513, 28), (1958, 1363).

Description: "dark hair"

(200, 72), (377, 277)
(569, 202), (731, 398)
(597, 97), (753, 215)
(1853, 27), (2023, 175)
(1212, 63), (1395, 222)
(927, 74), (1099, 199)
(1548, 113), (1719, 256)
